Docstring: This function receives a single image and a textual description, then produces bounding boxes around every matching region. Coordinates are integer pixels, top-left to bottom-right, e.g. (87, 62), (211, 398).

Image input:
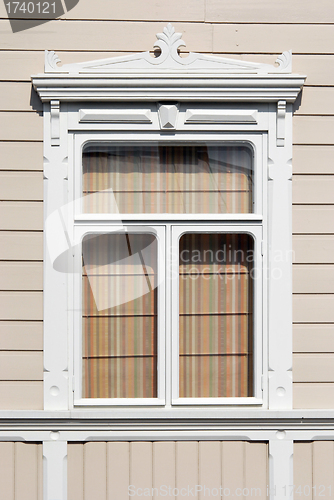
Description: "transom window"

(82, 144), (254, 214)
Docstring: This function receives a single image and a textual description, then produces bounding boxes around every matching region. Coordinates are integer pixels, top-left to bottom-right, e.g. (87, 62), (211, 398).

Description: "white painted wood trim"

(43, 441), (67, 500)
(32, 76), (305, 103)
(267, 104), (293, 410)
(43, 102), (70, 411)
(158, 103), (179, 129)
(41, 25), (293, 75)
(44, 114), (295, 411)
(74, 214), (264, 222)
(184, 109), (258, 124)
(79, 108), (152, 123)
(50, 100), (60, 146)
(33, 25), (304, 103)
(1, 409), (334, 421)
(0, 429), (334, 442)
(269, 439), (293, 500)
(276, 101), (286, 147)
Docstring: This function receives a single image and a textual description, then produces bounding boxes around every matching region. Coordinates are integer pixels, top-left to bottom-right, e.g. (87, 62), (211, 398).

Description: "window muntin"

(179, 232), (254, 398)
(82, 144), (254, 215)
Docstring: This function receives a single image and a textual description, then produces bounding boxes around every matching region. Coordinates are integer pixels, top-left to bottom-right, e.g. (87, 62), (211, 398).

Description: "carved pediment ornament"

(44, 23), (292, 74)
(154, 23), (187, 65)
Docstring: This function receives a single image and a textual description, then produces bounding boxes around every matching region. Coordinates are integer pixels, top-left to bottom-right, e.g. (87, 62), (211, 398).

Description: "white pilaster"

(267, 104), (293, 409)
(43, 440), (67, 500)
(43, 102), (70, 410)
(269, 437), (293, 500)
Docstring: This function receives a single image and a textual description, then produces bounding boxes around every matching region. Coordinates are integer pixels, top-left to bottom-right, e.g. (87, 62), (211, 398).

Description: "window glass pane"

(179, 233), (254, 398)
(82, 232), (158, 398)
(82, 144), (253, 214)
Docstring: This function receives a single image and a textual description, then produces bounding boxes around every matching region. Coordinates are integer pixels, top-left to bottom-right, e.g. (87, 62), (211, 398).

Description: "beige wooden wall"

(0, 440), (333, 499)
(0, 0), (333, 409)
(68, 441), (268, 500)
(0, 442), (43, 499)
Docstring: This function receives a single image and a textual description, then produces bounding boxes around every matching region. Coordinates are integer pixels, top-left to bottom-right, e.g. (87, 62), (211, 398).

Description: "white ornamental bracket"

(158, 103), (179, 129)
(277, 100), (286, 147)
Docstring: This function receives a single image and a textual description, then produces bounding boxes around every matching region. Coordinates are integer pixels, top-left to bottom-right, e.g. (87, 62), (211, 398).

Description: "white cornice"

(32, 24), (305, 103)
(0, 409), (334, 422)
(0, 411), (334, 442)
(32, 74), (305, 103)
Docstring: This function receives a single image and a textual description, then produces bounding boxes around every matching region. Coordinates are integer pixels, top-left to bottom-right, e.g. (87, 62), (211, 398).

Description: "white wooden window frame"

(69, 132), (265, 407)
(32, 23), (305, 413)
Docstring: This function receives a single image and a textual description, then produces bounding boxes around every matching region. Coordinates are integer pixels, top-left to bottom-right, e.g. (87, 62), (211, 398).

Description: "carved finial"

(45, 50), (61, 72)
(153, 24), (186, 63)
(275, 50), (292, 72)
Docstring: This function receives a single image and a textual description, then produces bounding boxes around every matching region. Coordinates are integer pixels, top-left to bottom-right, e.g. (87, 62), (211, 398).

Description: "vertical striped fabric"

(82, 233), (158, 398)
(179, 233), (254, 398)
(82, 144), (254, 399)
(82, 144), (253, 214)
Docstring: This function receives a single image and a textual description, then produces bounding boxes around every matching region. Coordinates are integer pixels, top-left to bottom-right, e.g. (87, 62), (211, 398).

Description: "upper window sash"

(72, 133), (264, 221)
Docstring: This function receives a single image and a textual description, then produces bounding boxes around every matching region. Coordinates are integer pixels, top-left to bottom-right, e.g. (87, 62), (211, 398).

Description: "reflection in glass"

(82, 232), (158, 398)
(83, 144), (253, 214)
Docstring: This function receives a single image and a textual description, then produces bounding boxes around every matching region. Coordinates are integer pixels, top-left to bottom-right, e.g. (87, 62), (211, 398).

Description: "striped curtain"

(179, 233), (254, 398)
(82, 233), (158, 398)
(82, 145), (253, 214)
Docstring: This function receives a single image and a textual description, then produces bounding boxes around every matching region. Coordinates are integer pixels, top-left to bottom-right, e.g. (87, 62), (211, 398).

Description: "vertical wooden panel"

(84, 442), (107, 500)
(313, 442), (334, 493)
(14, 442), (39, 500)
(293, 443), (313, 499)
(66, 441), (269, 499)
(245, 442), (268, 499)
(37, 443), (43, 500)
(68, 443), (84, 500)
(222, 442), (244, 493)
(176, 442), (199, 500)
(153, 442), (175, 500)
(0, 442), (14, 500)
(107, 442), (130, 500)
(294, 441), (334, 498)
(199, 441), (221, 499)
(130, 442), (153, 499)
